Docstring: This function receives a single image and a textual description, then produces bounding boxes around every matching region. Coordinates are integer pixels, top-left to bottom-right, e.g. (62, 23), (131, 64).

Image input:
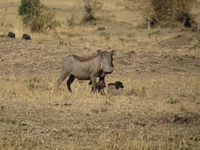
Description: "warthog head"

(97, 50), (116, 74)
(115, 81), (124, 89)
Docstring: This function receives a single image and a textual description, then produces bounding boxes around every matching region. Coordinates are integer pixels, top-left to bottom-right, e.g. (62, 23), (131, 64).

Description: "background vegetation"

(17, 0), (199, 32)
(150, 0), (197, 28)
(18, 0), (60, 32)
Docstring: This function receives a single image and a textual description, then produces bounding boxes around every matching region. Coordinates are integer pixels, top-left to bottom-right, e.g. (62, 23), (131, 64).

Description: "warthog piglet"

(22, 33), (31, 40)
(108, 81), (124, 95)
(7, 32), (15, 38)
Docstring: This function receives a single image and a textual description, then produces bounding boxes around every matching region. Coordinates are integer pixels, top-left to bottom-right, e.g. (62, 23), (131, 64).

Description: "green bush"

(18, 0), (29, 15)
(81, 0), (102, 23)
(18, 0), (60, 32)
(18, 0), (40, 16)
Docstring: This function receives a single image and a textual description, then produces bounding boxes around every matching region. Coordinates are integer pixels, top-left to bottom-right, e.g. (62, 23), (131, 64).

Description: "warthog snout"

(100, 50), (116, 74)
(102, 66), (114, 74)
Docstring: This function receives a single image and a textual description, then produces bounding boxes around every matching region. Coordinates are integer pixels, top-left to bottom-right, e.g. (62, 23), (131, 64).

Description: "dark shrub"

(150, 0), (197, 28)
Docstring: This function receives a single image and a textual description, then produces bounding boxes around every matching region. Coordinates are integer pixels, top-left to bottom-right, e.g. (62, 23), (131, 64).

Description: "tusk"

(100, 63), (103, 69)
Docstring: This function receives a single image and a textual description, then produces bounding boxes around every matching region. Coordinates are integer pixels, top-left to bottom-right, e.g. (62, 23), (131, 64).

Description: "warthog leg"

(57, 72), (69, 87)
(91, 77), (97, 92)
(67, 75), (75, 92)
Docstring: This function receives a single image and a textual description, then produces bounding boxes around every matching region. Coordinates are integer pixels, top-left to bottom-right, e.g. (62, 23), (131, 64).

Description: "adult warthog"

(56, 50), (116, 93)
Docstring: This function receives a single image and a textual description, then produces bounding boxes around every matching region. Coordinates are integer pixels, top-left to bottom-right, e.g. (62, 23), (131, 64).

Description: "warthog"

(89, 76), (106, 95)
(22, 33), (31, 40)
(95, 81), (106, 95)
(56, 50), (116, 93)
(7, 32), (15, 38)
(108, 81), (124, 95)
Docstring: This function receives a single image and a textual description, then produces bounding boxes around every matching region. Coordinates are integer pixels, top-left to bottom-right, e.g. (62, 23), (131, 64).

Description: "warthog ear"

(111, 50), (117, 56)
(97, 50), (102, 55)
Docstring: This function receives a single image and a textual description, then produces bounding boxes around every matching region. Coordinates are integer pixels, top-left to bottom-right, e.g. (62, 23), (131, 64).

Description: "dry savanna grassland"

(0, 0), (200, 149)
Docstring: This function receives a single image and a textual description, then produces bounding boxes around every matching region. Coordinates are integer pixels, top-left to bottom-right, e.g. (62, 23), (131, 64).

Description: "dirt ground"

(0, 0), (200, 149)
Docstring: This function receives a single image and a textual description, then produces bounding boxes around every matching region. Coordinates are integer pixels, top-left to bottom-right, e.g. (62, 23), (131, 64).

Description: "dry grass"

(0, 0), (200, 150)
